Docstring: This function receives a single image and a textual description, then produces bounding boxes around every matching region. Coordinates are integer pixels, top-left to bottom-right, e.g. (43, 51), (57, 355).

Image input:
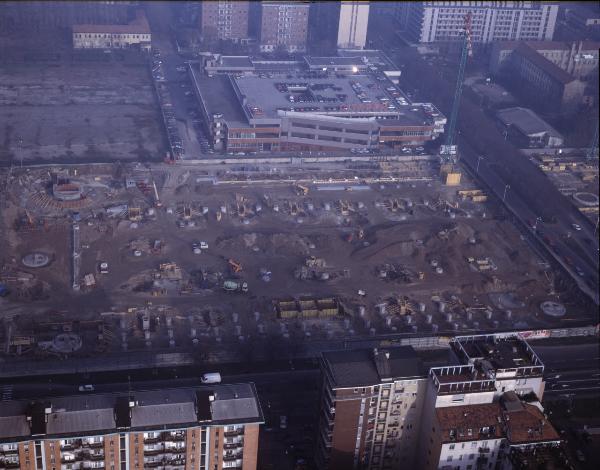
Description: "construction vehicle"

(228, 259), (242, 273)
(216, 211), (222, 221)
(183, 206), (192, 219)
(295, 184), (309, 196)
(128, 207), (142, 221)
(339, 200), (349, 216)
(223, 280), (248, 293)
(290, 201), (299, 216)
(236, 194), (247, 217)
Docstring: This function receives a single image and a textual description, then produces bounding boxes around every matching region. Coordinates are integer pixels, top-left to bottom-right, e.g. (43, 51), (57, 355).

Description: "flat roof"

(322, 346), (453, 388)
(220, 56), (254, 68)
(233, 72), (410, 120)
(0, 383), (262, 441)
(456, 336), (540, 370)
(193, 70), (248, 127)
(497, 107), (563, 138)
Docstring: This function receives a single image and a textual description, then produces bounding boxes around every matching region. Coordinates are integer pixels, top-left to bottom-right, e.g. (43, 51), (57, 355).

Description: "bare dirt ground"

(0, 161), (592, 363)
(0, 59), (163, 164)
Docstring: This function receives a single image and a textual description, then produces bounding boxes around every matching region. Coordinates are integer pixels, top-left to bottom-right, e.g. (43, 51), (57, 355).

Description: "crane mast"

(444, 12), (473, 149)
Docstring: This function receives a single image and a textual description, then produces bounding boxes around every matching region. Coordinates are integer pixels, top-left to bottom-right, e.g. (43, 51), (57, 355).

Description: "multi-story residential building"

(337, 1), (370, 50)
(72, 10), (151, 51)
(501, 42), (587, 111)
(259, 2), (310, 53)
(425, 393), (561, 470)
(309, 1), (370, 52)
(490, 40), (600, 79)
(316, 345), (451, 470)
(399, 1), (559, 44)
(200, 0), (250, 43)
(0, 383), (262, 470)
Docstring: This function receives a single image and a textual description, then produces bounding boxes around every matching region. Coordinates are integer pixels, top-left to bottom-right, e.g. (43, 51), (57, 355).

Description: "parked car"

(78, 384), (94, 392)
(279, 415), (288, 430)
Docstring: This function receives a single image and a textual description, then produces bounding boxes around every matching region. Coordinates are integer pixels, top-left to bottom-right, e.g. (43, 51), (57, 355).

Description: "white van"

(201, 372), (222, 384)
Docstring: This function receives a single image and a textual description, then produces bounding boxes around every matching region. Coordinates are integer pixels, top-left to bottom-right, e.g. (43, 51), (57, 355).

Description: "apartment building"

(337, 1), (370, 50)
(72, 10), (151, 51)
(200, 0), (250, 43)
(425, 394), (561, 470)
(316, 346), (451, 470)
(259, 2), (310, 53)
(0, 383), (262, 470)
(399, 1), (559, 44)
(490, 40), (600, 79)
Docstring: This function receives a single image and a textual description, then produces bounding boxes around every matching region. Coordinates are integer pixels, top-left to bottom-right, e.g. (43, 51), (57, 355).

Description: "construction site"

(0, 156), (592, 364)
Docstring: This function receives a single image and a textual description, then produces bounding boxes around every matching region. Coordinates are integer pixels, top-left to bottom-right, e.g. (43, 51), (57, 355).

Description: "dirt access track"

(0, 58), (163, 164)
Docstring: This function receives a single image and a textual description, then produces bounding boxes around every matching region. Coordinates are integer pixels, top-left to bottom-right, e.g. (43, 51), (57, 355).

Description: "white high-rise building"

(400, 1), (559, 44)
(337, 1), (370, 50)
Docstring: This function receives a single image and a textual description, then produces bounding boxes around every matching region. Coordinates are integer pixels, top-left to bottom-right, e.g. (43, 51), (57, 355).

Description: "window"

(446, 455), (453, 462)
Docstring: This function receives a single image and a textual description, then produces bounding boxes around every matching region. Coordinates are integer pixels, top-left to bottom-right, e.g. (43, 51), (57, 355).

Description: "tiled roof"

(436, 403), (503, 443)
(505, 403), (561, 445)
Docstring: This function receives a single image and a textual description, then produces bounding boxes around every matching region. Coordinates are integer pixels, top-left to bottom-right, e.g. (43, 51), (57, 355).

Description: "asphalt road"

(533, 341), (600, 398)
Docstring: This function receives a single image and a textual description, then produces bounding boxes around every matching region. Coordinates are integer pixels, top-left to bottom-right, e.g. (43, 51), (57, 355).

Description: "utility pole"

(503, 184), (510, 202)
(476, 155), (485, 173)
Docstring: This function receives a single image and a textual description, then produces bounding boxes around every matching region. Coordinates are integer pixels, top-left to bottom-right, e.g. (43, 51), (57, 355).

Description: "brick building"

(259, 2), (309, 53)
(200, 0), (250, 43)
(0, 383), (262, 470)
(72, 10), (151, 51)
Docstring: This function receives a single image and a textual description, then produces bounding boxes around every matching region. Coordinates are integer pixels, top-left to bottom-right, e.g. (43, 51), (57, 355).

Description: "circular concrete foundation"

(22, 252), (51, 268)
(573, 192), (599, 207)
(540, 301), (566, 318)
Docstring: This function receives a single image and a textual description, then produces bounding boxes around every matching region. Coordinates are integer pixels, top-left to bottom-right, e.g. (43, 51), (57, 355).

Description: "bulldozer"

(228, 259), (242, 273)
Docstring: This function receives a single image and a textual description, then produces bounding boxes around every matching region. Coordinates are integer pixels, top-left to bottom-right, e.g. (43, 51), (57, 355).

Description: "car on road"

(571, 223), (582, 231)
(78, 385), (94, 392)
(279, 415), (288, 429)
(575, 266), (585, 277)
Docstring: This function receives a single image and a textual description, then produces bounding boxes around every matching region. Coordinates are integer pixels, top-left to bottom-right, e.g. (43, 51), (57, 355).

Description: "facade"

(505, 43), (587, 111)
(337, 1), (370, 50)
(200, 0), (250, 43)
(401, 1), (559, 44)
(72, 10), (151, 51)
(490, 40), (600, 79)
(316, 334), (553, 470)
(192, 53), (446, 153)
(496, 107), (564, 148)
(0, 384), (262, 470)
(259, 2), (310, 53)
(316, 346), (443, 470)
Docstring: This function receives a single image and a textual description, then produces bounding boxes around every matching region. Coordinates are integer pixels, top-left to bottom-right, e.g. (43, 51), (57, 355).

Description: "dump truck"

(223, 280), (248, 293)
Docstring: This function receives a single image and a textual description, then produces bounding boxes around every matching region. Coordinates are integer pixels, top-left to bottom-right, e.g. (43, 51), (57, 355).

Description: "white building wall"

(434, 391), (495, 408)
(437, 438), (503, 470)
(337, 1), (370, 50)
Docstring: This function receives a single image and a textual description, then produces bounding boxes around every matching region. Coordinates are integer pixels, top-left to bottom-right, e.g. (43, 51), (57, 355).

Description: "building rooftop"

(436, 403), (504, 443)
(322, 346), (446, 388)
(497, 107), (563, 138)
(192, 69), (248, 127)
(232, 72), (410, 122)
(514, 43), (575, 85)
(453, 335), (543, 372)
(0, 383), (262, 442)
(430, 365), (497, 395)
(503, 401), (561, 445)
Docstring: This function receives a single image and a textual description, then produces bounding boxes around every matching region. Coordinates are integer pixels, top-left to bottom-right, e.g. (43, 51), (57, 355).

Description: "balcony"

(223, 452), (243, 462)
(166, 432), (186, 441)
(144, 436), (162, 444)
(224, 429), (243, 437)
(224, 442), (244, 450)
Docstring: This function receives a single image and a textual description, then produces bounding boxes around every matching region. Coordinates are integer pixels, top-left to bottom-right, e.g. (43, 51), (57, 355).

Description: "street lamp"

(476, 155), (485, 173)
(502, 184), (510, 202)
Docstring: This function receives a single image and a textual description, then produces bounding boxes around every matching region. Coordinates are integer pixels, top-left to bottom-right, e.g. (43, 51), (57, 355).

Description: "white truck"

(201, 372), (222, 384)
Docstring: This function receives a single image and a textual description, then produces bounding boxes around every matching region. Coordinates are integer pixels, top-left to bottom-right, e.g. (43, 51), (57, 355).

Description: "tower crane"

(444, 12), (473, 152)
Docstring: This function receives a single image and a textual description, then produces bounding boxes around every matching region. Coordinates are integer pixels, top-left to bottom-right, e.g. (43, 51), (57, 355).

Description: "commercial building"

(0, 383), (262, 470)
(200, 0), (250, 43)
(490, 40), (600, 79)
(398, 1), (559, 44)
(496, 107), (564, 148)
(191, 53), (446, 153)
(72, 10), (151, 51)
(259, 2), (310, 53)
(502, 42), (587, 111)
